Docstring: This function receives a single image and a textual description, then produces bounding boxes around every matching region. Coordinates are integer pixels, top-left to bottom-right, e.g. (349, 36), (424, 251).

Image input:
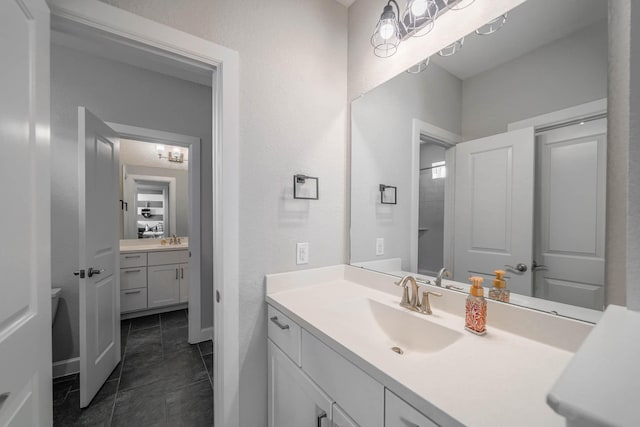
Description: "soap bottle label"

(465, 298), (487, 335)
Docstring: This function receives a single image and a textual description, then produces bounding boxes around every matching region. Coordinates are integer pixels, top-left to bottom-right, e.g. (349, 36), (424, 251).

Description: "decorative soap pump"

(465, 276), (487, 335)
(488, 269), (510, 303)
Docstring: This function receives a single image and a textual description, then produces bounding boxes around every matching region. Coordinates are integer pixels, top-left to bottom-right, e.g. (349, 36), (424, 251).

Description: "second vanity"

(120, 239), (190, 317)
(266, 265), (593, 427)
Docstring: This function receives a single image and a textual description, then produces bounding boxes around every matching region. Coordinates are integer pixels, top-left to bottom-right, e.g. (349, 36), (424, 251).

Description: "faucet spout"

(436, 267), (450, 287)
(394, 275), (420, 311)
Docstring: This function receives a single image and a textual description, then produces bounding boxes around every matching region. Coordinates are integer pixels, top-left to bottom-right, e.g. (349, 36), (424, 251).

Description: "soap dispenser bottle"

(465, 276), (487, 335)
(488, 269), (510, 303)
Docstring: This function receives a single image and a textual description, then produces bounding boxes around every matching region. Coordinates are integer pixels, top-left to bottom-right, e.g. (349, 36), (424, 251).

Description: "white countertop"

(120, 242), (189, 253)
(548, 305), (640, 426)
(267, 266), (585, 427)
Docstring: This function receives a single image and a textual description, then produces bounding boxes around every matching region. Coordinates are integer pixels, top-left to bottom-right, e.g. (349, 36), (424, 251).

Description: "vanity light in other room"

(475, 13), (508, 35)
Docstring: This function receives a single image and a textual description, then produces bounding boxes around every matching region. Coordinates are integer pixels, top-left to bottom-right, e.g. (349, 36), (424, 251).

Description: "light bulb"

(156, 144), (165, 152)
(379, 20), (395, 40)
(411, 0), (429, 16)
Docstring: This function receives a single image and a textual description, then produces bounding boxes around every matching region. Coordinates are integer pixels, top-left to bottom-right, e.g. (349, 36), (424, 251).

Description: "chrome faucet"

(395, 275), (421, 311)
(435, 267), (463, 290)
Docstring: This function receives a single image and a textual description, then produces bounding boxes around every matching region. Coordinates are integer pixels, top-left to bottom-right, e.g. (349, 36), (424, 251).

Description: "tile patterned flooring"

(53, 310), (214, 426)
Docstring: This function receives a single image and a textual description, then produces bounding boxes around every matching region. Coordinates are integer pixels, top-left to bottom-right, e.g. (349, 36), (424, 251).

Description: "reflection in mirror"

(350, 0), (608, 322)
(119, 139), (190, 240)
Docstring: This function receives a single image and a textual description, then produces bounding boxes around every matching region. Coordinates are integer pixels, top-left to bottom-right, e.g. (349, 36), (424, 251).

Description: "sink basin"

(330, 298), (463, 355)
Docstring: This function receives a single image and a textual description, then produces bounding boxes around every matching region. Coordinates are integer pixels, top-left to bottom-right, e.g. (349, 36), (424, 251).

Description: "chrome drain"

(390, 346), (404, 355)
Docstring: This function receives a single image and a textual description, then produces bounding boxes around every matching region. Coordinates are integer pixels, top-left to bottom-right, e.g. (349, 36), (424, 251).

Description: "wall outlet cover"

(376, 238), (384, 256)
(296, 242), (309, 265)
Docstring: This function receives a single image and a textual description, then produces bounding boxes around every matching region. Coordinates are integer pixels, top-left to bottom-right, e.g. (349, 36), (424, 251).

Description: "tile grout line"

(107, 320), (130, 427)
(158, 314), (168, 425)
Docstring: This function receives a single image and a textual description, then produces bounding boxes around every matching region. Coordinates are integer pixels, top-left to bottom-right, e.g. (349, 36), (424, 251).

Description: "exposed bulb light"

(446, 0), (475, 10)
(475, 13), (507, 35)
(411, 0), (428, 16)
(406, 57), (430, 74)
(156, 144), (165, 153)
(404, 0), (438, 37)
(371, 1), (402, 58)
(438, 37), (464, 57)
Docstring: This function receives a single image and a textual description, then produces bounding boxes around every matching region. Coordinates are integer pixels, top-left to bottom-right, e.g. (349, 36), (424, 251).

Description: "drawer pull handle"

(125, 255), (141, 259)
(124, 269), (141, 273)
(270, 316), (290, 330)
(181, 267), (184, 279)
(317, 412), (327, 427)
(124, 290), (142, 295)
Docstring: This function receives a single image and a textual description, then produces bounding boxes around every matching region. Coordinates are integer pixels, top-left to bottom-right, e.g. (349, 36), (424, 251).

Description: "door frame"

(49, 1), (240, 426)
(410, 119), (461, 274)
(109, 123), (205, 344)
(124, 172), (177, 240)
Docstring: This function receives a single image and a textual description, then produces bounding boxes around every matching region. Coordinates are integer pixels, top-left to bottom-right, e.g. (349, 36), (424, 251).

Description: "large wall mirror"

(350, 0), (607, 322)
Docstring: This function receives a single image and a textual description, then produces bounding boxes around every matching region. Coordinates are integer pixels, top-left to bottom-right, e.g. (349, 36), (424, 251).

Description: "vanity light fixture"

(380, 184), (398, 204)
(371, 0), (475, 58)
(406, 56), (430, 74)
(475, 13), (508, 35)
(157, 145), (187, 163)
(438, 37), (464, 57)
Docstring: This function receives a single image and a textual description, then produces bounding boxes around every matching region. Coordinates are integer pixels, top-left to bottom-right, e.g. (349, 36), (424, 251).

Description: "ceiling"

(429, 0), (607, 80)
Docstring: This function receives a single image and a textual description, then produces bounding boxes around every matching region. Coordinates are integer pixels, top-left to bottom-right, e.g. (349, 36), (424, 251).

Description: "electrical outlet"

(376, 238), (384, 256)
(296, 242), (309, 265)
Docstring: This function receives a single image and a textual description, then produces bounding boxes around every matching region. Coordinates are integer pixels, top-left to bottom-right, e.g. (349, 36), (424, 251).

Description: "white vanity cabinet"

(268, 340), (333, 427)
(120, 248), (189, 314)
(267, 303), (438, 427)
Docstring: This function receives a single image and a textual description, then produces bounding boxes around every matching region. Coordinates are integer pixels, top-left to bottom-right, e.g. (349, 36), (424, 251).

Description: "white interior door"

(454, 127), (535, 295)
(0, 1), (52, 425)
(78, 107), (120, 408)
(534, 119), (606, 309)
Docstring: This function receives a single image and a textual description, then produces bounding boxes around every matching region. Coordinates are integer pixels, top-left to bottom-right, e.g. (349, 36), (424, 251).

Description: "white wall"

(97, 0), (348, 424)
(462, 20), (608, 140)
(351, 63), (461, 268)
(50, 44), (212, 363)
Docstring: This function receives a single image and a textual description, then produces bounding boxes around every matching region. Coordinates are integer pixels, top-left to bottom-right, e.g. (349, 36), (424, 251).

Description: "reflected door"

(453, 127), (535, 295)
(534, 119), (606, 309)
(78, 107), (121, 407)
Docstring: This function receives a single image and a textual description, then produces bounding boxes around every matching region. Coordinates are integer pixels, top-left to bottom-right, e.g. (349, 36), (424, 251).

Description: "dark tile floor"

(53, 310), (214, 426)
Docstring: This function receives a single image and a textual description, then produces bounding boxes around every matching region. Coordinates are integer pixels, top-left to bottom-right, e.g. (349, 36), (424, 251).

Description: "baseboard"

(121, 303), (188, 320)
(52, 357), (79, 379)
(193, 326), (212, 344)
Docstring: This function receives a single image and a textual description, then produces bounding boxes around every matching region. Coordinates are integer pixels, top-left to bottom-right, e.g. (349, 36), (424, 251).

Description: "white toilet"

(51, 288), (62, 325)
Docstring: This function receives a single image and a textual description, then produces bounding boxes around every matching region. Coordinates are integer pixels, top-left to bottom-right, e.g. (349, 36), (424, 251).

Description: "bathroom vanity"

(120, 241), (189, 317)
(266, 265), (593, 427)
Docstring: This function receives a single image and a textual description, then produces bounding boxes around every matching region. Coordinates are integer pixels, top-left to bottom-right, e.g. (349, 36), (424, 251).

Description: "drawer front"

(301, 330), (384, 427)
(120, 267), (147, 290)
(385, 390), (439, 427)
(333, 404), (359, 427)
(147, 250), (189, 266)
(121, 288), (147, 313)
(267, 305), (301, 366)
(120, 252), (147, 268)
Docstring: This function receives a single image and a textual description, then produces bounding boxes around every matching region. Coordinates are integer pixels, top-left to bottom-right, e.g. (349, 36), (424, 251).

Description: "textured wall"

(98, 1), (349, 425)
(51, 44), (212, 363)
(628, 0), (640, 309)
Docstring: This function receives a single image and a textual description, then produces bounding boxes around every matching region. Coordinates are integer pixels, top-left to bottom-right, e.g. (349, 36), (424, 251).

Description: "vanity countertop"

(266, 265), (592, 427)
(120, 242), (189, 253)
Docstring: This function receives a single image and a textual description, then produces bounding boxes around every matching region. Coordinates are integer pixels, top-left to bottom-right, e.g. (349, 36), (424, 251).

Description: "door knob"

(87, 268), (104, 278)
(0, 392), (10, 411)
(504, 263), (527, 273)
(532, 260), (548, 271)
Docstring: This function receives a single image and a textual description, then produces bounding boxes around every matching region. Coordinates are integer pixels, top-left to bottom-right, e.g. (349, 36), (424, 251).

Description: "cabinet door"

(385, 389), (439, 427)
(268, 340), (333, 427)
(179, 263), (189, 303)
(333, 404), (358, 427)
(147, 264), (180, 308)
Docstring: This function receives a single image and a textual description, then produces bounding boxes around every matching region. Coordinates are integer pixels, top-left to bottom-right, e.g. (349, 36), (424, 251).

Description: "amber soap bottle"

(488, 269), (510, 303)
(465, 276), (487, 335)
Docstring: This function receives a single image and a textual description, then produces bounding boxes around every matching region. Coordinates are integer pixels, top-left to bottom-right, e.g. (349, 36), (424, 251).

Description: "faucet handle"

(420, 290), (442, 315)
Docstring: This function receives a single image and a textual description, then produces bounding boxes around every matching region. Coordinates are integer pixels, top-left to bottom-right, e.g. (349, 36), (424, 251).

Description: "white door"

(453, 127), (535, 295)
(534, 119), (606, 309)
(0, 1), (52, 425)
(78, 107), (121, 408)
(268, 340), (332, 427)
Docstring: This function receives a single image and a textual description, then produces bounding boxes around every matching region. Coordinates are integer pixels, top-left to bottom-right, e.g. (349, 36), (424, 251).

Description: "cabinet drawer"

(333, 404), (358, 427)
(120, 252), (147, 268)
(385, 389), (438, 427)
(301, 330), (384, 427)
(120, 267), (147, 290)
(148, 250), (189, 266)
(267, 305), (301, 365)
(121, 288), (147, 313)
